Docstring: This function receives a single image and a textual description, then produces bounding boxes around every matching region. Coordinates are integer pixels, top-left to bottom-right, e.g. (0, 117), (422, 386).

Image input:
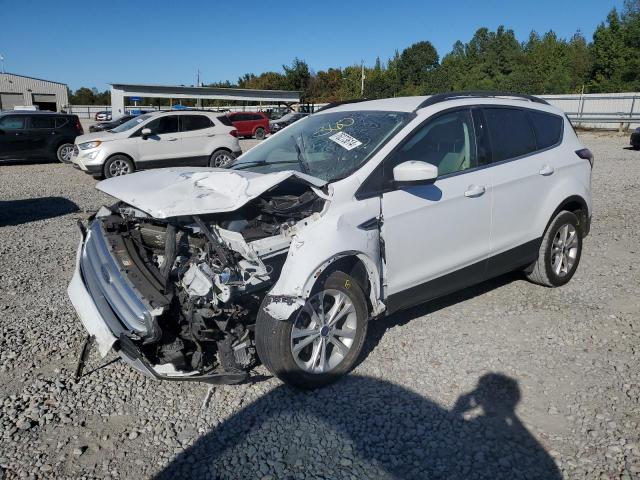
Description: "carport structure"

(110, 83), (300, 118)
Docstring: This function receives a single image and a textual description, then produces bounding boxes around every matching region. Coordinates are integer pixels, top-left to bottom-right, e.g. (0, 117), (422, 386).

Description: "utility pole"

(360, 60), (365, 98)
(196, 68), (202, 108)
(0, 54), (5, 74)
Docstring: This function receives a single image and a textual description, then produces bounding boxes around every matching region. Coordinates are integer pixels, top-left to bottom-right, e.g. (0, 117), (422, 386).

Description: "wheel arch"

(548, 194), (590, 237)
(265, 251), (383, 321)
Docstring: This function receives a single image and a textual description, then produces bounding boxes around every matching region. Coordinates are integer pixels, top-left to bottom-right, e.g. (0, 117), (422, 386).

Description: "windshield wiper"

(291, 134), (309, 174)
(231, 160), (300, 171)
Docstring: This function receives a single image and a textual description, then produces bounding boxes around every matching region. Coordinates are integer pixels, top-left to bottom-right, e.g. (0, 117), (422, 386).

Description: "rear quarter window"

(483, 108), (536, 162)
(529, 111), (563, 149)
(217, 115), (234, 127)
(55, 117), (69, 128)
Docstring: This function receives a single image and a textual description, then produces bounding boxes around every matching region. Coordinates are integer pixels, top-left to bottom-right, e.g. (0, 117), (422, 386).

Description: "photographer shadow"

(156, 373), (560, 480)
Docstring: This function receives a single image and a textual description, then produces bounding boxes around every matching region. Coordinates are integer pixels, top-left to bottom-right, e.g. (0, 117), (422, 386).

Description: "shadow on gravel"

(0, 197), (79, 227)
(0, 158), (58, 166)
(156, 373), (560, 479)
(362, 272), (521, 364)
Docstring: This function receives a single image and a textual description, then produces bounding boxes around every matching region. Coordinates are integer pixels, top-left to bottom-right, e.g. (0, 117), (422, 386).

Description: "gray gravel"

(0, 133), (638, 479)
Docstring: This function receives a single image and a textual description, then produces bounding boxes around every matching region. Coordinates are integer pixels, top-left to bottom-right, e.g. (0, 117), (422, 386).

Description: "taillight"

(75, 119), (84, 135)
(575, 148), (594, 168)
(229, 129), (238, 137)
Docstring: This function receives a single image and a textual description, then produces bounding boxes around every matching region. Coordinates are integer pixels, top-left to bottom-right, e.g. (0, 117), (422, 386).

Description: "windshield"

(232, 110), (410, 182)
(275, 112), (296, 123)
(111, 114), (152, 133)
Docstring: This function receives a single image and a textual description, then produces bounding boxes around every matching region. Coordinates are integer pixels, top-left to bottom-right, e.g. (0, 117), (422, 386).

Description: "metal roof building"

(110, 83), (300, 118)
(0, 73), (69, 112)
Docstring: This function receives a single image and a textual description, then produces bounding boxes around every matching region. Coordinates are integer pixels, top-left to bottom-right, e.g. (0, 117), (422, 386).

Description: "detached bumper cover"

(67, 243), (118, 357)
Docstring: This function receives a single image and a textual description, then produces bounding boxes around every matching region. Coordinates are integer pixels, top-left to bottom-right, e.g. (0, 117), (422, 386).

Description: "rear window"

(181, 115), (212, 131)
(483, 108), (536, 162)
(217, 115), (234, 127)
(529, 111), (563, 149)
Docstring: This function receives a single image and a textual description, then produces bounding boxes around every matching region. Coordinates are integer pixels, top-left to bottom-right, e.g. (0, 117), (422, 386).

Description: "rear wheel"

(254, 127), (265, 140)
(209, 149), (235, 168)
(526, 210), (582, 287)
(256, 271), (368, 389)
(56, 143), (74, 163)
(104, 155), (134, 178)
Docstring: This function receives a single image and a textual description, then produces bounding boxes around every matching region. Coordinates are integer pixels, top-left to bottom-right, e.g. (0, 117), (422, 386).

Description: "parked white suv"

(71, 111), (242, 178)
(68, 92), (592, 389)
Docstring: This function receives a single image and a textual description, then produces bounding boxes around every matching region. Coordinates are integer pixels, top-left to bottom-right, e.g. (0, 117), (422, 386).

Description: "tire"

(256, 271), (368, 389)
(209, 149), (235, 168)
(103, 155), (135, 178)
(56, 143), (74, 163)
(254, 127), (265, 140)
(526, 210), (582, 287)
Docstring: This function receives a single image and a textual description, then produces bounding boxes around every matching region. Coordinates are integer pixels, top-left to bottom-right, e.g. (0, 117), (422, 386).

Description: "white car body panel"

(96, 168), (327, 218)
(381, 168), (493, 296)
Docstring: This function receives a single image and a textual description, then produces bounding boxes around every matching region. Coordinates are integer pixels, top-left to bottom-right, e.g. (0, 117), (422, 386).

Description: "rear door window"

(30, 116), (55, 129)
(181, 115), (212, 131)
(529, 111), (563, 149)
(483, 108), (536, 162)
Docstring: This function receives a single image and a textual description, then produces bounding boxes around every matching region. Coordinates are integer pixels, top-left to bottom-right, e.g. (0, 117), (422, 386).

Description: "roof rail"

(415, 91), (549, 110)
(315, 99), (368, 113)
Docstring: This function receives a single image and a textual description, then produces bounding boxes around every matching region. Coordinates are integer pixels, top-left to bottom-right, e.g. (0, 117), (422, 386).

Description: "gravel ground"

(0, 133), (638, 479)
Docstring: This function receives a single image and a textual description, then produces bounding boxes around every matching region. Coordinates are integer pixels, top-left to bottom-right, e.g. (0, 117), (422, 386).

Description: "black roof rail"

(415, 91), (549, 110)
(315, 98), (368, 113)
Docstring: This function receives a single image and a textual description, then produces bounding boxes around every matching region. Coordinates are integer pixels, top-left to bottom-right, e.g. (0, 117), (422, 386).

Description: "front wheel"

(104, 155), (134, 178)
(209, 149), (235, 168)
(526, 210), (582, 287)
(256, 271), (368, 389)
(56, 143), (74, 163)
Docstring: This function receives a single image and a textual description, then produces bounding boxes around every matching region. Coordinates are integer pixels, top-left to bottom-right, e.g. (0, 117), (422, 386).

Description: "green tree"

(397, 41), (439, 91)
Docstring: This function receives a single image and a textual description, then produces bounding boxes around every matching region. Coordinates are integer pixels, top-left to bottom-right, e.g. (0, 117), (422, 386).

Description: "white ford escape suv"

(71, 110), (241, 178)
(68, 92), (592, 389)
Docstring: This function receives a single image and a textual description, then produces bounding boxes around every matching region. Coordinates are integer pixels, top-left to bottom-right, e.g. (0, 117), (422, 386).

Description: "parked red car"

(226, 112), (270, 139)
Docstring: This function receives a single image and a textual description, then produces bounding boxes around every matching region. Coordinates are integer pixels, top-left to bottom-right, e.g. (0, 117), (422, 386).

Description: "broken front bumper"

(67, 224), (247, 384)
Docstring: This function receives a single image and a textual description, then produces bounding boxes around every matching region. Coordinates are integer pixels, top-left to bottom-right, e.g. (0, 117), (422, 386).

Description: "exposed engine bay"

(93, 181), (325, 381)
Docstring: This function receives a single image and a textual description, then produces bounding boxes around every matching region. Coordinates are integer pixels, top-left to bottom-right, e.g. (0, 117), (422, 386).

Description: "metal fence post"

(627, 95), (637, 131)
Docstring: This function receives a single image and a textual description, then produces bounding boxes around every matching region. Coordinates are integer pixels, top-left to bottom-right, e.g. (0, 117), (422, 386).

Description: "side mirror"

(141, 128), (152, 139)
(393, 161), (438, 186)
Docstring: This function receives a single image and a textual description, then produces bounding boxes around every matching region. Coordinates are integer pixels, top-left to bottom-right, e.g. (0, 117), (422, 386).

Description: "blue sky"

(0, 0), (624, 91)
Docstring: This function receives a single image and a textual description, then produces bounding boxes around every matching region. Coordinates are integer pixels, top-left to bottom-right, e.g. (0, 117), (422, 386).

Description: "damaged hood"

(96, 167), (327, 218)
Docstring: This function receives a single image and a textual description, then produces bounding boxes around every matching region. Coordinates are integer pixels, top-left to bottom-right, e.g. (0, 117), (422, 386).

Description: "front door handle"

(539, 164), (554, 176)
(464, 184), (486, 198)
(167, 138), (178, 142)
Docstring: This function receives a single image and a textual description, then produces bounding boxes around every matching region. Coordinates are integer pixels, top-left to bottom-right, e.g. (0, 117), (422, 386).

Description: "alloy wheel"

(108, 159), (131, 176)
(550, 223), (579, 277)
(290, 289), (357, 374)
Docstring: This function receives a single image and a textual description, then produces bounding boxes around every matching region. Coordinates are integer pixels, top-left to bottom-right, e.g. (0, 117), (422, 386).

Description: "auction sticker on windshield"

(329, 131), (362, 151)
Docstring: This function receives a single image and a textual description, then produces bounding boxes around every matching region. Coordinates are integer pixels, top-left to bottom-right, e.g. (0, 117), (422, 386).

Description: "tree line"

(69, 2), (639, 105)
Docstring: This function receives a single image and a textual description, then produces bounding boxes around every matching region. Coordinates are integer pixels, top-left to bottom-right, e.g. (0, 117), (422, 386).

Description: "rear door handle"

(167, 138), (178, 142)
(539, 164), (554, 176)
(464, 184), (486, 198)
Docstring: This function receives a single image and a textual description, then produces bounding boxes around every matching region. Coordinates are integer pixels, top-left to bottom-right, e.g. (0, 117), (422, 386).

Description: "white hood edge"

(96, 167), (327, 219)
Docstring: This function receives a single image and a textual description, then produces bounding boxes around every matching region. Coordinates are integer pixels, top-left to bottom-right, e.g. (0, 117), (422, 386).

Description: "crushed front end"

(68, 181), (325, 383)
